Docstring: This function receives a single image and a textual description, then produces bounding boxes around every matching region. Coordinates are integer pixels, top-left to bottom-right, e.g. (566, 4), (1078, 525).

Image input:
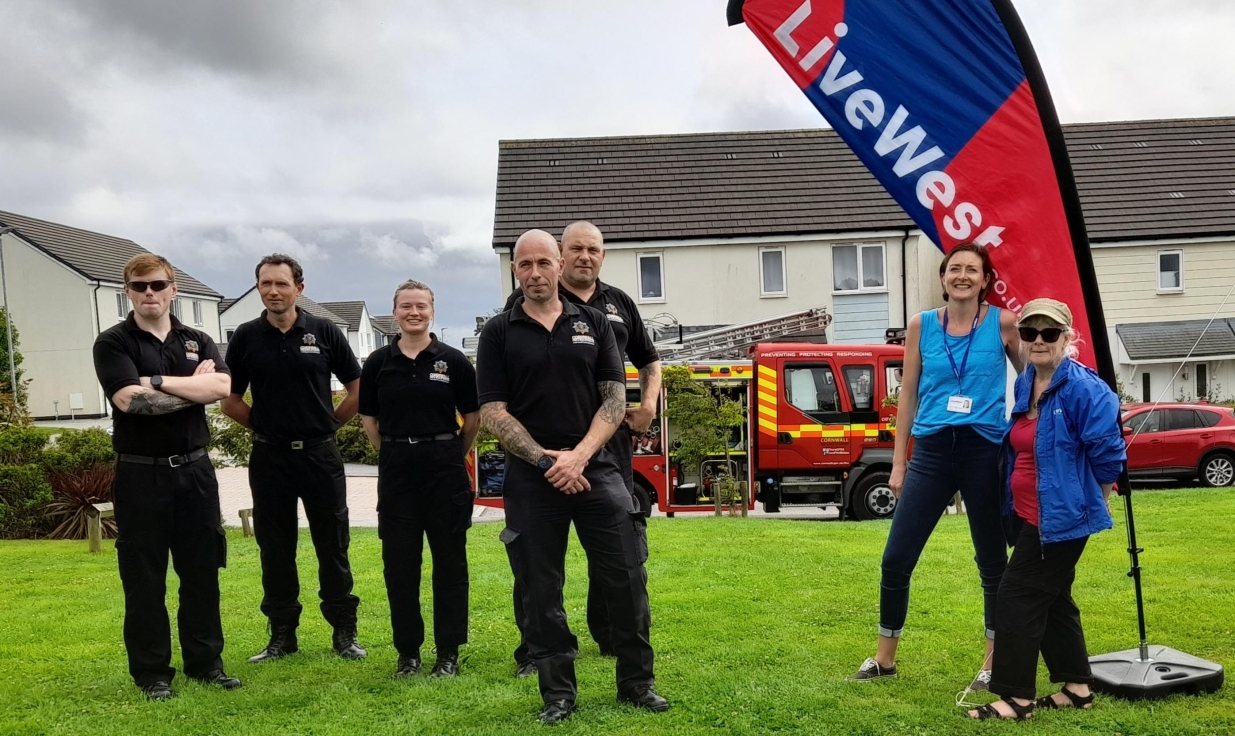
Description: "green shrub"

(0, 425), (50, 465)
(40, 428), (115, 473)
(336, 415), (377, 465)
(207, 407), (253, 467)
(0, 464), (53, 539)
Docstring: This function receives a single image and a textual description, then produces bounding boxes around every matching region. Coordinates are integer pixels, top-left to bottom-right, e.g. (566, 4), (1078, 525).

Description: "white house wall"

(1, 234), (105, 418)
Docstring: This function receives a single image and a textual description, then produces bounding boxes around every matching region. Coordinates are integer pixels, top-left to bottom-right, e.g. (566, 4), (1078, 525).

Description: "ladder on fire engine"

(654, 307), (832, 361)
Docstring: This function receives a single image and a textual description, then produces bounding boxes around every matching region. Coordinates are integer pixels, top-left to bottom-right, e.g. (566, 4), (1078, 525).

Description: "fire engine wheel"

(1199, 452), (1235, 487)
(851, 471), (897, 521)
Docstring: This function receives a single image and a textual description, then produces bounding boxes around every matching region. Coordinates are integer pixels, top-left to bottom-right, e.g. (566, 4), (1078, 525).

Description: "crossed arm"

(111, 359), (231, 415)
(480, 380), (626, 493)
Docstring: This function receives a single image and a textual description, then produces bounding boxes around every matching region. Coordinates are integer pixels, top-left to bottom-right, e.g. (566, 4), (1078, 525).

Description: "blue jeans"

(879, 426), (1008, 640)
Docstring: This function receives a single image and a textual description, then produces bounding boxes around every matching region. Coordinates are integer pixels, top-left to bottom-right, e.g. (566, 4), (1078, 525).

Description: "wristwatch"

(151, 375), (164, 390)
(536, 455), (554, 471)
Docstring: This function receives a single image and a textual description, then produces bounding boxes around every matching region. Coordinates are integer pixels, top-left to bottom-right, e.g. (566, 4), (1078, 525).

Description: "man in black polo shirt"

(504, 221), (662, 667)
(221, 254), (365, 662)
(93, 253), (239, 700)
(479, 229), (668, 724)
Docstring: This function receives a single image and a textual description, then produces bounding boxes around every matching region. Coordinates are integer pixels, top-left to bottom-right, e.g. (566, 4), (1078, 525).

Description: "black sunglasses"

(126, 280), (172, 293)
(1018, 326), (1064, 343)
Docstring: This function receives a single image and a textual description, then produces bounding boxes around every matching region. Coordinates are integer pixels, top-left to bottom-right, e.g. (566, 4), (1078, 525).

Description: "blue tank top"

(912, 306), (1008, 444)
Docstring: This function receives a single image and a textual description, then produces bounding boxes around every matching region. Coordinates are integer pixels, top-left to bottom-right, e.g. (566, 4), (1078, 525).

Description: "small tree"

(0, 307), (31, 425)
(661, 365), (747, 516)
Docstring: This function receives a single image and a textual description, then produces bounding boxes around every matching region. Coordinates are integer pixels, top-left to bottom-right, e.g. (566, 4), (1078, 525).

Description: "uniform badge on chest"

(183, 339), (200, 362)
(572, 320), (595, 345)
(430, 360), (450, 383)
(301, 333), (321, 354)
(604, 303), (625, 324)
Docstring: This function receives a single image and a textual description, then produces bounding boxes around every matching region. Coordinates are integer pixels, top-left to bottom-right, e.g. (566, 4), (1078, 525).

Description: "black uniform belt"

(382, 433), (458, 444)
(117, 448), (208, 468)
(253, 434), (336, 450)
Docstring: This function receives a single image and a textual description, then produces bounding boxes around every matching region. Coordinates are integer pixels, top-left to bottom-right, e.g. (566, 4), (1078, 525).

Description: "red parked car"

(1121, 402), (1235, 487)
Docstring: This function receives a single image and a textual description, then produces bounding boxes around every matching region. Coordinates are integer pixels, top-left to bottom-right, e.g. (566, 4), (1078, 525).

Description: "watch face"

(537, 456), (553, 470)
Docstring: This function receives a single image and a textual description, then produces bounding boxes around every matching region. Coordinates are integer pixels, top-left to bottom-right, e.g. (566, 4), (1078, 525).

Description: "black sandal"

(968, 696), (1034, 721)
(1034, 686), (1094, 710)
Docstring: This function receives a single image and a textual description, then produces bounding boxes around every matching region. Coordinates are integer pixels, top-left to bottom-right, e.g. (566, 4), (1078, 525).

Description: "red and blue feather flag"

(729, 0), (1111, 373)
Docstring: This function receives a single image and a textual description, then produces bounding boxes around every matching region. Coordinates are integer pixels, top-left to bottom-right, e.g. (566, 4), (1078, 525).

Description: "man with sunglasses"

(222, 254), (366, 663)
(93, 254), (239, 700)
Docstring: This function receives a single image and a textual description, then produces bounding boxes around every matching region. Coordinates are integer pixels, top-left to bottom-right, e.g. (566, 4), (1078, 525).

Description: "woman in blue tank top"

(849, 243), (1021, 690)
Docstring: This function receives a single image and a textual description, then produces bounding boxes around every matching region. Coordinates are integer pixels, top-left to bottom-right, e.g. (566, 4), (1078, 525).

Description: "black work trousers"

(113, 455), (227, 686)
(249, 439), (359, 628)
(378, 438), (473, 656)
(990, 519), (1094, 701)
(502, 449), (654, 703)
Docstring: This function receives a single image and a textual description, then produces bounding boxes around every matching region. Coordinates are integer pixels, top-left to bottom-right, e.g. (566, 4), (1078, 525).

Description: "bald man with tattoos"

(477, 229), (668, 724)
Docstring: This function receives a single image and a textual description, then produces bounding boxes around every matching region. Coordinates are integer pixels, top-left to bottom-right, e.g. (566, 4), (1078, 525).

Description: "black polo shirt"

(504, 280), (659, 369)
(93, 314), (227, 456)
(478, 296), (624, 450)
(359, 334), (479, 436)
(226, 307), (362, 441)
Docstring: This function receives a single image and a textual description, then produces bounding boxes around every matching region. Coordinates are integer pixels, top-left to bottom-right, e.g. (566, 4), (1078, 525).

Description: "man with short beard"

(504, 221), (661, 669)
(479, 229), (667, 724)
(222, 254), (366, 662)
(93, 253), (238, 700)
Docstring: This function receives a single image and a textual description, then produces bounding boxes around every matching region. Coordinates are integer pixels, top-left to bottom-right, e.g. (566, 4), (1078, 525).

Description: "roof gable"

(492, 116), (1235, 248)
(0, 209), (222, 297)
(318, 301), (368, 330)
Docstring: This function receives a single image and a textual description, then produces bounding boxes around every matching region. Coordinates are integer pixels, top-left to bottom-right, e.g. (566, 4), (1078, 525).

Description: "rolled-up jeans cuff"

(986, 628), (996, 641)
(878, 626), (903, 638)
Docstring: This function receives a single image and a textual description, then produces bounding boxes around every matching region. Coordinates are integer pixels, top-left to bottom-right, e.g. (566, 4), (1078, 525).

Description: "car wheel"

(851, 471), (897, 521)
(1199, 453), (1235, 487)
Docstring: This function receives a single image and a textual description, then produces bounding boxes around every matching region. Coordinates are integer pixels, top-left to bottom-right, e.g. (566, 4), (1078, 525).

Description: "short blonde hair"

(123, 254), (175, 284)
(392, 279), (434, 309)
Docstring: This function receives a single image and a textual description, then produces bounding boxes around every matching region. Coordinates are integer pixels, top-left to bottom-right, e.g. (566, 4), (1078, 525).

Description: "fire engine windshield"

(785, 365), (840, 413)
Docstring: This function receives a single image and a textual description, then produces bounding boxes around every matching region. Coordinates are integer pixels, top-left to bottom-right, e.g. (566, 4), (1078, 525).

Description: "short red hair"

(123, 254), (175, 284)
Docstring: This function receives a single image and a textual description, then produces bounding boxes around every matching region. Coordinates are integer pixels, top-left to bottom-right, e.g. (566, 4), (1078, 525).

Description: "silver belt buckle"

(291, 440), (304, 450)
(167, 454), (183, 468)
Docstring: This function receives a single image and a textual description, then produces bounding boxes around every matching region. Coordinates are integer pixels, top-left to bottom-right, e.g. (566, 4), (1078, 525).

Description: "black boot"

(332, 622), (367, 660)
(249, 624), (298, 663)
(429, 650), (460, 678)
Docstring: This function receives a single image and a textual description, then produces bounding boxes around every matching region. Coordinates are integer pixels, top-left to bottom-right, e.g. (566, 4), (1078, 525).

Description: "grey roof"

(318, 301), (367, 330)
(0, 209), (222, 297)
(492, 116), (1235, 248)
(1117, 319), (1235, 361)
(219, 297), (240, 312)
(369, 315), (397, 335)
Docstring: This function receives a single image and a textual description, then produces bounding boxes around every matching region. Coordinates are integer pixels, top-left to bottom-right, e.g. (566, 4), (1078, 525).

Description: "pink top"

(1010, 415), (1039, 524)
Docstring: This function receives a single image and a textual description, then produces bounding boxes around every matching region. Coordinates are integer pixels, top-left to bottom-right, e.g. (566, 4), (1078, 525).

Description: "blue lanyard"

(942, 308), (980, 391)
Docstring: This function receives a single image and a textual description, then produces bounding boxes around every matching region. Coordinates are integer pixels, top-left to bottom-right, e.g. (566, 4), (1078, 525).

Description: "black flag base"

(1090, 645), (1224, 700)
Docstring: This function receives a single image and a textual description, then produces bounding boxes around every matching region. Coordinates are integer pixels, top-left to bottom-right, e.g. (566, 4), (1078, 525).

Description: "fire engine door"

(778, 361), (852, 468)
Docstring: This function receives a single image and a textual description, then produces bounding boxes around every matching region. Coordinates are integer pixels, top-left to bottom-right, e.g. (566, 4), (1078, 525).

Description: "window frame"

(115, 291), (128, 320)
(636, 251), (666, 304)
(758, 246), (788, 298)
(783, 363), (843, 416)
(831, 242), (888, 295)
(170, 298), (182, 320)
(192, 299), (203, 326)
(1157, 249), (1184, 293)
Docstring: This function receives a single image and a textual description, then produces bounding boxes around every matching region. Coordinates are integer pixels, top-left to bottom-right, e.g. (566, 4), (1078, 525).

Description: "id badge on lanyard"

(943, 309), (980, 414)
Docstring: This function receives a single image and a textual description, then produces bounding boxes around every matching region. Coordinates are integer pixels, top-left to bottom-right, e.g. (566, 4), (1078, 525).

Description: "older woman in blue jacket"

(968, 298), (1126, 721)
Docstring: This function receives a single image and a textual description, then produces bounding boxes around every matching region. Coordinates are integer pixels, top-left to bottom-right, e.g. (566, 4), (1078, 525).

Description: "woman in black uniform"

(360, 280), (480, 678)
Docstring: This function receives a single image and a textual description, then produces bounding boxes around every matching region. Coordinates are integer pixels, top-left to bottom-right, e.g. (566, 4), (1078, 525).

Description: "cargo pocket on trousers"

(499, 527), (525, 584)
(215, 525), (228, 569)
(629, 513), (649, 564)
(335, 509), (352, 550)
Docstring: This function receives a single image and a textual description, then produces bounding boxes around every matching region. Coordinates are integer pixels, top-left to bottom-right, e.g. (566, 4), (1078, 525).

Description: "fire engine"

(475, 307), (905, 520)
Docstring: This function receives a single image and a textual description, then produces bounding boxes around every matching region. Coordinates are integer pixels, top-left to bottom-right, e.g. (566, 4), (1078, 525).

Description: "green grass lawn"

(1, 490), (1232, 735)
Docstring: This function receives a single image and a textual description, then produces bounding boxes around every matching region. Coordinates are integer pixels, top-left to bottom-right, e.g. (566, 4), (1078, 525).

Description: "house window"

(115, 291), (128, 319)
(832, 243), (886, 293)
(637, 252), (665, 302)
(1197, 363), (1208, 400)
(225, 329), (235, 342)
(1158, 250), (1183, 292)
(170, 299), (182, 319)
(759, 247), (787, 297)
(192, 300), (203, 326)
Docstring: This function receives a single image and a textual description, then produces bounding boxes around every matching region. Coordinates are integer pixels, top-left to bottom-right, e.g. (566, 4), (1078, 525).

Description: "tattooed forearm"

(597, 381), (626, 427)
(638, 361), (662, 406)
(480, 402), (546, 465)
(127, 389), (196, 415)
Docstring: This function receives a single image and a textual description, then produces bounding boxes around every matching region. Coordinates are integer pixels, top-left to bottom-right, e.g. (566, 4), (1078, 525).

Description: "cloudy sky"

(2, 0), (1233, 344)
